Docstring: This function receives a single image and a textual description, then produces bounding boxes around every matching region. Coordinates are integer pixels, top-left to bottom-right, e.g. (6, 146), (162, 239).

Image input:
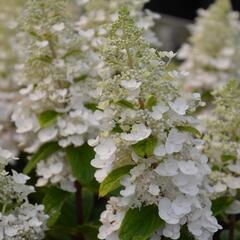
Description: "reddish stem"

(74, 181), (85, 240)
(229, 215), (236, 240)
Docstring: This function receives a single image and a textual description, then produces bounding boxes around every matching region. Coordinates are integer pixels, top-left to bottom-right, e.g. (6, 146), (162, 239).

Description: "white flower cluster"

(0, 0), (24, 154)
(98, 197), (127, 240)
(178, 0), (240, 91)
(12, 0), (159, 192)
(35, 151), (76, 192)
(204, 80), (240, 200)
(12, 0), (105, 191)
(13, 0), (100, 149)
(0, 148), (48, 239)
(91, 8), (221, 240)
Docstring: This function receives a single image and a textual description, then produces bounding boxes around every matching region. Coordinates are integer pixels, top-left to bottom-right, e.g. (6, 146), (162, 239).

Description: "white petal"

(121, 124), (151, 143)
(169, 97), (188, 115)
(12, 170), (29, 184)
(178, 160), (198, 175)
(172, 195), (192, 216)
(148, 184), (160, 196)
(154, 144), (166, 157)
(165, 129), (188, 154)
(158, 198), (180, 224)
(120, 184), (136, 197)
(150, 104), (169, 120)
(155, 159), (178, 176)
(0, 148), (14, 160)
(52, 22), (65, 32)
(120, 80), (141, 91)
(94, 138), (116, 159)
(38, 127), (58, 143)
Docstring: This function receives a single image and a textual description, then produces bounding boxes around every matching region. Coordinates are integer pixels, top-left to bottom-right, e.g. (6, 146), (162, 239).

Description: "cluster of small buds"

(0, 148), (48, 239)
(178, 0), (240, 91)
(75, 0), (161, 50)
(204, 80), (240, 204)
(91, 8), (221, 240)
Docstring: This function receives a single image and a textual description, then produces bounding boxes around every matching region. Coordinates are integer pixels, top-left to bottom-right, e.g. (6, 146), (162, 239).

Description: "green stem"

(48, 38), (57, 59)
(2, 203), (7, 214)
(126, 48), (133, 68)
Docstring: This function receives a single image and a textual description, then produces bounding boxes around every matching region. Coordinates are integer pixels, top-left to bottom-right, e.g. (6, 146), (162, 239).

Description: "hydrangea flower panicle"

(91, 7), (221, 240)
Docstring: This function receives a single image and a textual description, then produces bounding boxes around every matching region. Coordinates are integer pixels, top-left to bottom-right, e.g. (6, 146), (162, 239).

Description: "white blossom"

(0, 149), (48, 239)
(150, 104), (169, 120)
(121, 124), (151, 143)
(169, 98), (189, 115)
(120, 80), (141, 91)
(178, 0), (240, 91)
(165, 129), (189, 154)
(93, 9), (221, 240)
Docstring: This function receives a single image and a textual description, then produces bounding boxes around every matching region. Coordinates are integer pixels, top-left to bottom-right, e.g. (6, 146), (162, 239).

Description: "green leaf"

(34, 55), (53, 63)
(112, 123), (124, 133)
(220, 229), (240, 240)
(179, 226), (194, 240)
(84, 102), (99, 111)
(176, 125), (201, 137)
(38, 110), (59, 128)
(76, 224), (99, 240)
(29, 31), (42, 40)
(66, 144), (95, 185)
(63, 49), (81, 59)
(43, 187), (71, 227)
(212, 196), (234, 216)
(221, 154), (237, 162)
(116, 99), (135, 109)
(46, 229), (73, 240)
(132, 136), (157, 158)
(146, 95), (157, 110)
(119, 205), (165, 240)
(56, 194), (77, 227)
(82, 188), (94, 222)
(99, 165), (134, 197)
(24, 142), (61, 174)
(74, 75), (88, 83)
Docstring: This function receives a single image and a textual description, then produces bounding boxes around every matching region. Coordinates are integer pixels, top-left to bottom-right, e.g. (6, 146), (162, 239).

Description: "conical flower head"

(12, 0), (101, 192)
(191, 0), (233, 56)
(92, 7), (221, 240)
(179, 0), (240, 90)
(204, 80), (240, 196)
(76, 0), (161, 49)
(100, 7), (177, 110)
(0, 0), (24, 153)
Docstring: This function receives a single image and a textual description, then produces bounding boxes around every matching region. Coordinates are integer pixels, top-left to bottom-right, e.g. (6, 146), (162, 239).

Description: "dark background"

(146, 0), (240, 20)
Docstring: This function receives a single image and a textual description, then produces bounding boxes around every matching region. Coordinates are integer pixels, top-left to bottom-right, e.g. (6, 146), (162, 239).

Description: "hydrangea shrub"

(0, 0), (239, 239)
(90, 7), (221, 240)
